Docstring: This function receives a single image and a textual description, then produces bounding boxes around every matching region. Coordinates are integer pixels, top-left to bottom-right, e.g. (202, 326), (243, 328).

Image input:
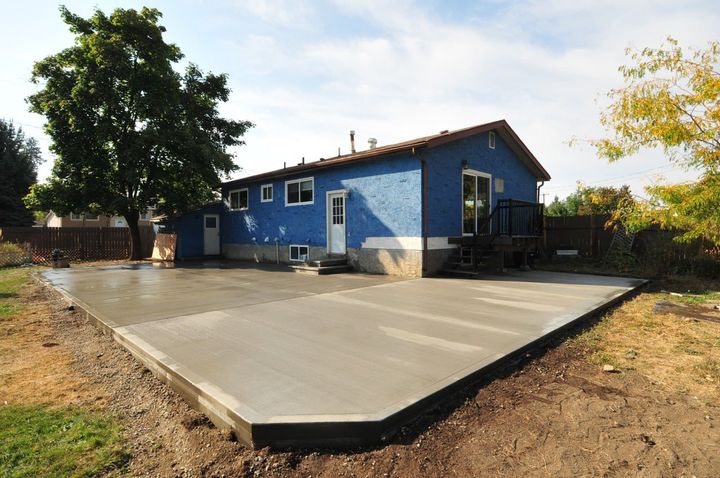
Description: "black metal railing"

(478, 199), (544, 238)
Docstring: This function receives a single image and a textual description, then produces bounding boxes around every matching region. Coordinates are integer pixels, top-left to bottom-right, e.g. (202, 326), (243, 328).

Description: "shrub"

(0, 243), (30, 267)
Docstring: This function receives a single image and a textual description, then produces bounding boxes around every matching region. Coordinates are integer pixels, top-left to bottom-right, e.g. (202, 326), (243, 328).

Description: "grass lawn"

(0, 405), (129, 478)
(574, 276), (720, 400)
(0, 267), (31, 319)
(0, 267), (130, 478)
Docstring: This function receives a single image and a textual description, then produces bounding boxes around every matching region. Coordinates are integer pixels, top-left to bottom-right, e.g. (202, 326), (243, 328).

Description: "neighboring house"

(45, 211), (155, 228)
(169, 120), (551, 276)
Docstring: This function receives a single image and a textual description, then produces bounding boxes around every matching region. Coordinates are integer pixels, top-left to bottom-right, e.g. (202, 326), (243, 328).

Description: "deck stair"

(440, 241), (505, 277)
(440, 198), (544, 278)
(289, 256), (353, 275)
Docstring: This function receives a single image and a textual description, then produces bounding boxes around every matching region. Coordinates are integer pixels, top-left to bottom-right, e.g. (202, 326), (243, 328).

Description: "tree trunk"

(125, 210), (143, 260)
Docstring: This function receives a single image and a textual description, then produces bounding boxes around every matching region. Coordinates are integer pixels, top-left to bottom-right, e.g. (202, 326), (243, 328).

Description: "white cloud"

(222, 0), (717, 199)
(230, 0), (315, 26)
(8, 0), (718, 200)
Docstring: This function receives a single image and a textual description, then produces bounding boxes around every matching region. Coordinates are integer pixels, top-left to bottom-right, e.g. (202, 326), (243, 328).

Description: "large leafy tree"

(26, 6), (253, 258)
(0, 120), (43, 226)
(545, 184), (634, 217)
(592, 38), (720, 244)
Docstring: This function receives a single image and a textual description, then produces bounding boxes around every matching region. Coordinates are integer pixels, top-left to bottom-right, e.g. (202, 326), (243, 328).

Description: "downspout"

(536, 180), (545, 203)
(412, 147), (428, 276)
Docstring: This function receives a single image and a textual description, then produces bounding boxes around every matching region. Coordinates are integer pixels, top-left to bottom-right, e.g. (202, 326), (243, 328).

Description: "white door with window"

(327, 191), (346, 254)
(203, 214), (220, 255)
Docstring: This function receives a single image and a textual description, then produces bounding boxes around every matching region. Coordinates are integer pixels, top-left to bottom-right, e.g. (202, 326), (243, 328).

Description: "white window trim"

(285, 177), (314, 206)
(70, 212), (83, 221)
(288, 244), (310, 262)
(489, 131), (496, 149)
(261, 184), (273, 203)
(462, 169), (492, 236)
(83, 214), (100, 221)
(228, 188), (249, 211)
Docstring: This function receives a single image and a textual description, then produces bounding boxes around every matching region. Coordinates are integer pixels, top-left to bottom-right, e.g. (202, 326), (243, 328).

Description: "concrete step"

(438, 268), (484, 278)
(308, 257), (348, 267)
(290, 264), (354, 275)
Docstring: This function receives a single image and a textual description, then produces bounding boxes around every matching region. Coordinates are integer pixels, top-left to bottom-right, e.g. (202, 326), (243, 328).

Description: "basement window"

(83, 213), (99, 221)
(70, 212), (82, 221)
(229, 188), (248, 211)
(289, 245), (309, 262)
(489, 131), (496, 149)
(285, 177), (314, 206)
(261, 184), (273, 202)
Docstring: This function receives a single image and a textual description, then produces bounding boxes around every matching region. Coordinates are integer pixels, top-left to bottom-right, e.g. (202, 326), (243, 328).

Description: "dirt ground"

(2, 267), (719, 477)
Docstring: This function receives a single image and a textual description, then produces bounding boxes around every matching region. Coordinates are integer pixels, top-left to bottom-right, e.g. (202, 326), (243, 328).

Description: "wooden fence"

(0, 226), (156, 264)
(543, 214), (615, 257)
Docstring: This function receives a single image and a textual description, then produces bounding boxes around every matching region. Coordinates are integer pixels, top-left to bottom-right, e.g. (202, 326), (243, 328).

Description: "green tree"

(26, 6), (253, 258)
(592, 37), (720, 244)
(545, 184), (634, 217)
(0, 120), (43, 226)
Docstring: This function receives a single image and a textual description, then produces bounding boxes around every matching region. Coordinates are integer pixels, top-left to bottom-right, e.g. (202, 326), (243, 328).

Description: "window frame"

(488, 131), (496, 149)
(83, 213), (100, 221)
(261, 184), (273, 203)
(228, 188), (249, 211)
(288, 244), (310, 262)
(69, 212), (83, 221)
(285, 177), (314, 206)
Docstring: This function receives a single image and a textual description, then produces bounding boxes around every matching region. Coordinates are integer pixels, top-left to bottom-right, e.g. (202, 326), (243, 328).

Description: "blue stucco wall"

(425, 132), (538, 237)
(221, 153), (422, 249)
(164, 203), (223, 258)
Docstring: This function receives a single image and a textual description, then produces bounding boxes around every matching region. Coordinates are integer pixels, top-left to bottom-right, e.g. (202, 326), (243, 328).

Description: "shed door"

(327, 192), (346, 255)
(203, 214), (220, 256)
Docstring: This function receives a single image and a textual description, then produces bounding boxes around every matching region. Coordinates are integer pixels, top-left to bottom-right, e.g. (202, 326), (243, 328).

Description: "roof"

(223, 119), (551, 188)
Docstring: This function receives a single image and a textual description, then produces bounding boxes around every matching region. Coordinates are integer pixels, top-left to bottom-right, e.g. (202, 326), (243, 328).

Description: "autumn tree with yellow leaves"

(594, 38), (720, 244)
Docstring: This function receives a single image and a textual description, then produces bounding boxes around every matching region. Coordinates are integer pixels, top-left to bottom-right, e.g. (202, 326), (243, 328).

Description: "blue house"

(175, 120), (551, 277)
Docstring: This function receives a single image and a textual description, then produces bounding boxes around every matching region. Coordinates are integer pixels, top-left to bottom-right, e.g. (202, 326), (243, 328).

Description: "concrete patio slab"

(41, 264), (645, 448)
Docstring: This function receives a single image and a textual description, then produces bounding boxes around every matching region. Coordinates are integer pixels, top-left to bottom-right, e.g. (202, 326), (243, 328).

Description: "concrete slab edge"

(37, 272), (648, 450)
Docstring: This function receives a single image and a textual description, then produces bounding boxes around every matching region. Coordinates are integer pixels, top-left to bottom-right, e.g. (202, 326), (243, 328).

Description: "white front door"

(203, 214), (220, 255)
(327, 191), (346, 254)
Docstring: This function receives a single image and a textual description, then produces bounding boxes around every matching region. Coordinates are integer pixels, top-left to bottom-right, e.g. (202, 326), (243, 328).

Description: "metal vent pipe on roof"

(368, 137), (377, 149)
(350, 130), (356, 154)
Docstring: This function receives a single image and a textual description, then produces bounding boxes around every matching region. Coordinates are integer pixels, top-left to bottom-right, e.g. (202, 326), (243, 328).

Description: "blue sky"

(3, 0), (719, 200)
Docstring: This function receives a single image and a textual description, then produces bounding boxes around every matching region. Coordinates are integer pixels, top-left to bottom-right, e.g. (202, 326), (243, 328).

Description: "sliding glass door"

(462, 172), (491, 235)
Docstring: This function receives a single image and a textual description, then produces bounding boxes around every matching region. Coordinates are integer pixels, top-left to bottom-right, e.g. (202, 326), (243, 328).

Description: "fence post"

(100, 227), (106, 259)
(508, 199), (513, 237)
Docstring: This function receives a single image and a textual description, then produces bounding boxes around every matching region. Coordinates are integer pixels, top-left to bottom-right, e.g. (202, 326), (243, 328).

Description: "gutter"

(412, 147), (429, 275)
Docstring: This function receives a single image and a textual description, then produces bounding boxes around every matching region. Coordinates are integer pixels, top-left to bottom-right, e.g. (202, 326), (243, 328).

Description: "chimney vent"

(368, 137), (377, 149)
(350, 130), (356, 154)
(440, 129), (449, 134)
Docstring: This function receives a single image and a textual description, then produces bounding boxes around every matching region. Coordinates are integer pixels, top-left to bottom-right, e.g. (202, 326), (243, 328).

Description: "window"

(285, 177), (314, 206)
(261, 184), (273, 202)
(70, 212), (82, 221)
(229, 188), (248, 210)
(488, 131), (496, 149)
(140, 211), (152, 220)
(205, 216), (217, 228)
(494, 178), (504, 193)
(289, 245), (309, 262)
(83, 213), (99, 221)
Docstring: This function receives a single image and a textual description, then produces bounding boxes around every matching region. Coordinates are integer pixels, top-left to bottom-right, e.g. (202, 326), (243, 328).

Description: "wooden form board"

(152, 233), (177, 261)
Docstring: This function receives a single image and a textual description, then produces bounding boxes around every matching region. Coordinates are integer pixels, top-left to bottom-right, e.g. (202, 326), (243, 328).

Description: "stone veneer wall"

(224, 244), (327, 264)
(223, 243), (425, 277)
(424, 248), (456, 276)
(346, 248), (423, 277)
